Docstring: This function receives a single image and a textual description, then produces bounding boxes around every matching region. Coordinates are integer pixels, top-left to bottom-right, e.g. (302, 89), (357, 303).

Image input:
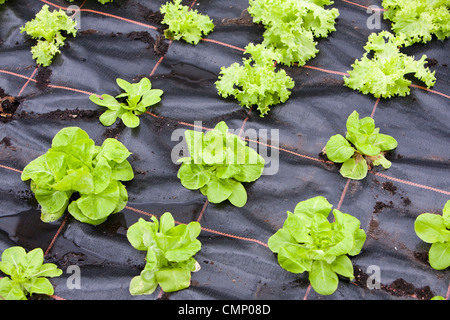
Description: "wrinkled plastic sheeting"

(0, 0), (449, 300)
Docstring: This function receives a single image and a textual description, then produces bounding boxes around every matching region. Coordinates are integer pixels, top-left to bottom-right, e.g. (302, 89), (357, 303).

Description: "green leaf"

(178, 163), (210, 190)
(20, 5), (77, 66)
(155, 268), (192, 292)
(330, 255), (355, 280)
(415, 213), (450, 244)
(294, 196), (333, 220)
(227, 180), (247, 207)
(268, 228), (298, 253)
(325, 134), (355, 163)
(129, 275), (158, 296)
(373, 133), (398, 151)
(1, 246), (26, 273)
(99, 110), (119, 127)
(339, 157), (368, 180)
(161, 0), (214, 45)
(309, 260), (339, 295)
(90, 94), (121, 110)
(429, 242), (450, 270)
(0, 277), (27, 300)
(98, 138), (132, 164)
(126, 218), (158, 251)
(23, 278), (54, 296)
(121, 111), (140, 128)
(160, 212), (175, 234)
(75, 180), (120, 220)
(277, 246), (311, 274)
(206, 176), (233, 204)
(344, 31), (436, 98)
(443, 200), (450, 229)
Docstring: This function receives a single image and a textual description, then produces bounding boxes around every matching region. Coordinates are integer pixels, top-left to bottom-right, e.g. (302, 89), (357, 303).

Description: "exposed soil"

(154, 35), (169, 56)
(353, 266), (434, 300)
(103, 121), (126, 139)
(0, 87), (20, 123)
(218, 9), (254, 26)
(138, 4), (164, 25)
(373, 200), (394, 213)
(127, 31), (155, 50)
(18, 108), (102, 121)
(382, 181), (397, 195)
(35, 67), (52, 90)
(425, 58), (438, 68)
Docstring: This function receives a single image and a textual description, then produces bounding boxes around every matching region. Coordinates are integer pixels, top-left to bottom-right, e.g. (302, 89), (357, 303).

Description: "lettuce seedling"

(415, 200), (450, 270)
(21, 127), (134, 225)
(90, 77), (163, 128)
(20, 5), (77, 67)
(324, 110), (398, 180)
(382, 0), (450, 46)
(0, 246), (62, 300)
(344, 31), (436, 98)
(268, 196), (366, 295)
(248, 0), (339, 67)
(160, 0), (214, 45)
(216, 43), (295, 117)
(177, 121), (265, 207)
(0, 0), (8, 4)
(127, 213), (202, 295)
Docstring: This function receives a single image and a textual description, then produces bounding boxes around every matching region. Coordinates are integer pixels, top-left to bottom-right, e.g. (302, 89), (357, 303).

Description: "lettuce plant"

(382, 0), (450, 46)
(0, 0), (7, 4)
(20, 5), (77, 67)
(90, 77), (163, 128)
(21, 127), (134, 225)
(216, 43), (295, 117)
(415, 200), (450, 270)
(177, 121), (265, 207)
(248, 0), (339, 67)
(127, 213), (202, 295)
(268, 196), (366, 295)
(0, 246), (62, 300)
(344, 31), (436, 98)
(324, 110), (398, 180)
(160, 0), (214, 45)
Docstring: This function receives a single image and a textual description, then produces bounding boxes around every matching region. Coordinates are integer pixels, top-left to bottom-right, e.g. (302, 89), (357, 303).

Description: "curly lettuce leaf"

(248, 0), (339, 66)
(344, 31), (436, 98)
(20, 5), (77, 67)
(160, 0), (214, 45)
(382, 0), (450, 46)
(216, 43), (295, 117)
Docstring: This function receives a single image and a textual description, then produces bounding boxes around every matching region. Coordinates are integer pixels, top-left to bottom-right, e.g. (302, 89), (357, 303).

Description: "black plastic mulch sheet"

(0, 0), (449, 300)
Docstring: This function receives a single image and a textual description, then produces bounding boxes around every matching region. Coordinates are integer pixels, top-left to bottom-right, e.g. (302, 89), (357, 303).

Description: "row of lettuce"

(14, 0), (448, 116)
(0, 0), (448, 299)
(0, 122), (449, 299)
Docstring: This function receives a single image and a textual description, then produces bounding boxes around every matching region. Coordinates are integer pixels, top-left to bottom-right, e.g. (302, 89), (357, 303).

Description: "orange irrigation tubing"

(80, 9), (158, 30)
(201, 227), (269, 247)
(201, 39), (246, 52)
(0, 164), (23, 174)
(38, 0), (158, 30)
(17, 68), (38, 97)
(302, 65), (349, 77)
(340, 0), (385, 11)
(410, 84), (450, 99)
(373, 172), (450, 196)
(47, 84), (96, 96)
(0, 69), (37, 82)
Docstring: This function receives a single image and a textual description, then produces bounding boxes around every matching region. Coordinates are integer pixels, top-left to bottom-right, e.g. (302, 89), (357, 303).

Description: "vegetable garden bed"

(0, 0), (449, 301)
